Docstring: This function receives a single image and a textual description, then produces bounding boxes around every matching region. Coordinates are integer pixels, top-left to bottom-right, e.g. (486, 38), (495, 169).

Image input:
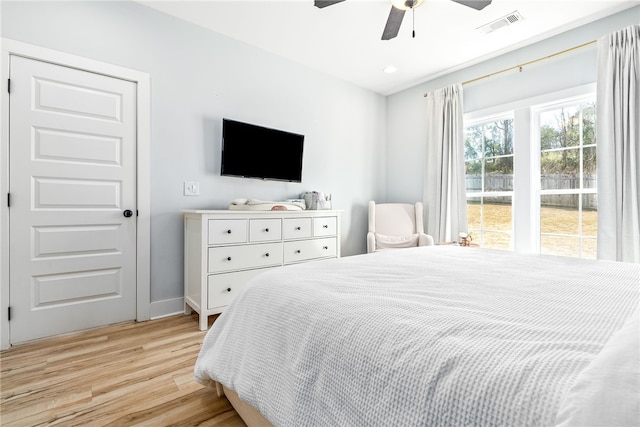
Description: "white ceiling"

(138, 0), (639, 95)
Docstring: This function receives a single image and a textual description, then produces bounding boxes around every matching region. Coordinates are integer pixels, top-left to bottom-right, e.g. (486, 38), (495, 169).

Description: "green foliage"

(464, 118), (514, 175)
(464, 102), (597, 192)
(539, 103), (596, 174)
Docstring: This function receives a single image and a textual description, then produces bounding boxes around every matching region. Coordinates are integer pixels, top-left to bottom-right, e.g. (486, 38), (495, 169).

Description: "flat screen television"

(221, 118), (304, 183)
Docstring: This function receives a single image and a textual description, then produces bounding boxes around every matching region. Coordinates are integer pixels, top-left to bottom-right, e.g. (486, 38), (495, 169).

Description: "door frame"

(0, 38), (151, 349)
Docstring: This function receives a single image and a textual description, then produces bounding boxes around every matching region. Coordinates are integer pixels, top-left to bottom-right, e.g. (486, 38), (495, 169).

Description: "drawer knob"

(323, 225), (328, 228)
(226, 287), (232, 292)
(296, 250), (301, 254)
(226, 230), (232, 234)
(265, 253), (270, 257)
(265, 228), (269, 232)
(227, 256), (232, 261)
(323, 246), (328, 250)
(296, 226), (301, 231)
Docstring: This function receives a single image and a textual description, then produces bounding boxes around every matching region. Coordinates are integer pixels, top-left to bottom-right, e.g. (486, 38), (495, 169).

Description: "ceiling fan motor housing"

(392, 0), (425, 11)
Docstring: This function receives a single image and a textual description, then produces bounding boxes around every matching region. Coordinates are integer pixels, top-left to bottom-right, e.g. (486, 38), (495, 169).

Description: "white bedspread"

(195, 246), (640, 426)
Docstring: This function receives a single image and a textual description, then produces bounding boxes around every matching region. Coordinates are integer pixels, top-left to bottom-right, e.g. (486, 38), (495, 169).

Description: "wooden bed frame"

(216, 382), (274, 427)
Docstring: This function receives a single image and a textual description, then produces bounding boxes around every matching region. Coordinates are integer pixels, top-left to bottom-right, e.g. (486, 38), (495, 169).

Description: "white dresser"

(183, 209), (341, 330)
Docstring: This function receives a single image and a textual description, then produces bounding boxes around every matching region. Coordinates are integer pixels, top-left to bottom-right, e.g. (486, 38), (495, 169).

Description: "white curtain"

(423, 84), (468, 243)
(597, 25), (640, 263)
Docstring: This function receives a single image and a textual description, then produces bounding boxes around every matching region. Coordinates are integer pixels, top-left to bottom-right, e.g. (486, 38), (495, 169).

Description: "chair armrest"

(367, 232), (376, 253)
(419, 233), (434, 246)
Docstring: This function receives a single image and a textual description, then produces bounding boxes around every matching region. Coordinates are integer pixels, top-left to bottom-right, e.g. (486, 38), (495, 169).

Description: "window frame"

(532, 94), (597, 259)
(464, 112), (515, 250)
(463, 83), (596, 255)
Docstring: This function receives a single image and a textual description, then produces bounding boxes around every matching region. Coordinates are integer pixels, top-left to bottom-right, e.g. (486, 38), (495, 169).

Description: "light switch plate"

(184, 181), (199, 196)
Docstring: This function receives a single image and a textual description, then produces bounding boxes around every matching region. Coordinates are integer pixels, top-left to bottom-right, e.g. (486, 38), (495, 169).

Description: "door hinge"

(7, 193), (10, 208)
(8, 306), (11, 322)
(7, 78), (10, 94)
(136, 210), (139, 217)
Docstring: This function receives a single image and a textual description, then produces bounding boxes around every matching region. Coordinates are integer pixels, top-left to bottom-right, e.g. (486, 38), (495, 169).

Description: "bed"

(194, 246), (639, 426)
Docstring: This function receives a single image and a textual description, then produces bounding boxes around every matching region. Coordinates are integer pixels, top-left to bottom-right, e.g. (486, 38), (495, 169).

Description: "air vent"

(477, 11), (524, 34)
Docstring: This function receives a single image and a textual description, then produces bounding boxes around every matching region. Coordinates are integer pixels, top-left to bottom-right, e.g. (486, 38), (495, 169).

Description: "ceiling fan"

(314, 0), (492, 40)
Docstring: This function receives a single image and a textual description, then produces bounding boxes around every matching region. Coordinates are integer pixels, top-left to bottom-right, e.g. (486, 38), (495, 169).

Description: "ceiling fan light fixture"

(390, 0), (425, 11)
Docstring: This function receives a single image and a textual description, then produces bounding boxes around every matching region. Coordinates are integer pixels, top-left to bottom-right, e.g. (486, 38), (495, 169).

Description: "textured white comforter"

(195, 246), (639, 426)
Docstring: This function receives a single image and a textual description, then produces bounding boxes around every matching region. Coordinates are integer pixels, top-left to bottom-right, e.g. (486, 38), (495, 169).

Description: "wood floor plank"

(0, 314), (245, 426)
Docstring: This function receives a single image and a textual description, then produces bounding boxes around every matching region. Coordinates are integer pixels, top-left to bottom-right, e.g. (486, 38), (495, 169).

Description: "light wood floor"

(0, 314), (245, 426)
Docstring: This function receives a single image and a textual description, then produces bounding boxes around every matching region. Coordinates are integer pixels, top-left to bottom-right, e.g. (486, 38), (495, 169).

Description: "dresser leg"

(199, 314), (208, 331)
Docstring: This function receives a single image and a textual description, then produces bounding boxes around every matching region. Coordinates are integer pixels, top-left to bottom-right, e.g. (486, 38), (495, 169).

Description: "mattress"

(195, 246), (639, 426)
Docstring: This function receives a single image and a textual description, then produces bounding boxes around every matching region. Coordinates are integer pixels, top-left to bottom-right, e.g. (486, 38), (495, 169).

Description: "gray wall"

(1, 1), (386, 309)
(3, 1), (638, 314)
(385, 6), (640, 204)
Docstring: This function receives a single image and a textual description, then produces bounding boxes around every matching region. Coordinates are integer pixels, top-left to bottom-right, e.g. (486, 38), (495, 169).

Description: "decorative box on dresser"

(184, 209), (341, 330)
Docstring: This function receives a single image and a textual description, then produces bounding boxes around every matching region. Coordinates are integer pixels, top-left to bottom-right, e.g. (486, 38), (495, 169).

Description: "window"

(463, 84), (597, 258)
(464, 116), (513, 250)
(536, 99), (597, 259)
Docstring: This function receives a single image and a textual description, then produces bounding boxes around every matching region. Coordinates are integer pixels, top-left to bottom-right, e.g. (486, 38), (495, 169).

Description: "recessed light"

(383, 65), (397, 74)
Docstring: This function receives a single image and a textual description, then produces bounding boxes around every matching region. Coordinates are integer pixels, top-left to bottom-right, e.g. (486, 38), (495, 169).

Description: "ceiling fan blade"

(381, 6), (406, 40)
(449, 0), (492, 11)
(314, 0), (346, 8)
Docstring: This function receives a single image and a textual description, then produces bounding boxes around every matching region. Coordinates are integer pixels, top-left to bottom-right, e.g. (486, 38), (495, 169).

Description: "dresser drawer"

(283, 218), (312, 239)
(207, 268), (273, 309)
(284, 237), (337, 263)
(185, 210), (341, 330)
(250, 219), (282, 242)
(208, 219), (247, 245)
(313, 216), (337, 237)
(208, 242), (282, 273)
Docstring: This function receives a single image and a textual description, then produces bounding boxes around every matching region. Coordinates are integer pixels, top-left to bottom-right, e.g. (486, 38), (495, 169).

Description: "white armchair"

(367, 201), (434, 253)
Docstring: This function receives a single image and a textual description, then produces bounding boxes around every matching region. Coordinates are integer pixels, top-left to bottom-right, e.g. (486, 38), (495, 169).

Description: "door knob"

(123, 209), (133, 218)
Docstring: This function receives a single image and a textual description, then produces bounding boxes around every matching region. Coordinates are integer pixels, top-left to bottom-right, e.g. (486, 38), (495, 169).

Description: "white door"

(9, 55), (137, 343)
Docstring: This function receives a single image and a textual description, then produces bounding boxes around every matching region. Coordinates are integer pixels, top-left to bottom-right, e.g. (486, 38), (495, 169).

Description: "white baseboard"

(149, 297), (184, 320)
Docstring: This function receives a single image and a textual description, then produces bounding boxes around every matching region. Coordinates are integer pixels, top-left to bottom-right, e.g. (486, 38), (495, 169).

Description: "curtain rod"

(423, 39), (597, 97)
